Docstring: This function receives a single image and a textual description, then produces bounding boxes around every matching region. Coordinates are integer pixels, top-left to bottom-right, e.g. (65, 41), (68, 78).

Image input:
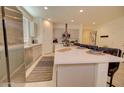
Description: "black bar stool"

(98, 48), (122, 87)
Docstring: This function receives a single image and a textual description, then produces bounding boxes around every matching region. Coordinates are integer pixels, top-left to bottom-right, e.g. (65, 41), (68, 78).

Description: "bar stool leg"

(110, 75), (114, 87)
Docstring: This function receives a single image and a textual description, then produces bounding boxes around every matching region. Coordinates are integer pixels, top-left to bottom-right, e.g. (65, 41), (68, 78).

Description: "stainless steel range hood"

(62, 24), (70, 46)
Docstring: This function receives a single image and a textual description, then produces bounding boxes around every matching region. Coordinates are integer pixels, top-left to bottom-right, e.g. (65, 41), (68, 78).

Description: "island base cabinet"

(56, 63), (108, 87)
(95, 63), (108, 87)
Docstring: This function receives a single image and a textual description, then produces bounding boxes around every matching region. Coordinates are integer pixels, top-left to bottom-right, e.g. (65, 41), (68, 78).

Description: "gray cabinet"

(32, 44), (42, 62)
(25, 44), (42, 70)
(24, 47), (33, 70)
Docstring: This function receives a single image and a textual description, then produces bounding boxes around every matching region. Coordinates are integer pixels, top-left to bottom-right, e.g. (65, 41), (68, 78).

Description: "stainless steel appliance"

(62, 24), (70, 46)
(0, 6), (25, 87)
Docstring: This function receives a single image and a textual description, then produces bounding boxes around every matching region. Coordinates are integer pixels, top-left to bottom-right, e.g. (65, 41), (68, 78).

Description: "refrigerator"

(0, 6), (25, 87)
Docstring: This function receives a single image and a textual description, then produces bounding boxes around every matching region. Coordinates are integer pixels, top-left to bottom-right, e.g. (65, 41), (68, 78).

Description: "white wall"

(42, 20), (53, 54)
(36, 19), (53, 55)
(35, 18), (44, 44)
(53, 23), (83, 43)
(96, 17), (124, 51)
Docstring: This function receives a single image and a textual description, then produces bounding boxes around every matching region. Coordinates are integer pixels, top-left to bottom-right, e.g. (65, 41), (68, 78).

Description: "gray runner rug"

(26, 56), (54, 82)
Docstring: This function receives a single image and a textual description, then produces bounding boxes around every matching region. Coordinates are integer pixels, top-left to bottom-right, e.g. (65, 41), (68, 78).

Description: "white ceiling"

(23, 6), (124, 27)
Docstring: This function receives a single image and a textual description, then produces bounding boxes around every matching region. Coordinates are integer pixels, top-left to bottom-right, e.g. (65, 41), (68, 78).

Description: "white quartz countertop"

(54, 47), (124, 64)
(24, 43), (42, 49)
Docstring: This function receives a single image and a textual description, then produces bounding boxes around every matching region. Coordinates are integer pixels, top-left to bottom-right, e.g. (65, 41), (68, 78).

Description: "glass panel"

(4, 6), (25, 87)
(0, 7), (8, 87)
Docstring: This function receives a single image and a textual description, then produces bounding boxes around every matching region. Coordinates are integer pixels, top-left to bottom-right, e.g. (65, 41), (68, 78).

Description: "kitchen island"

(54, 45), (124, 87)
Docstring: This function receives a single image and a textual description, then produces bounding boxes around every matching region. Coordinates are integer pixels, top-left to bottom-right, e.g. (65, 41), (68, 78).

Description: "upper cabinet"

(30, 22), (34, 37)
(23, 16), (38, 44)
(30, 21), (37, 38)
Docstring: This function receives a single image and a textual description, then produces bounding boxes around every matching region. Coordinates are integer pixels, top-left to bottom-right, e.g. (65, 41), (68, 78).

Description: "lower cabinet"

(32, 45), (42, 62)
(24, 47), (33, 70)
(25, 44), (42, 70)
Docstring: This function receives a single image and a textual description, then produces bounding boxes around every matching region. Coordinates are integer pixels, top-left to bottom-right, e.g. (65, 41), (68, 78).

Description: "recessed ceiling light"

(71, 20), (74, 22)
(44, 7), (48, 10)
(80, 9), (83, 13)
(92, 22), (96, 25)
